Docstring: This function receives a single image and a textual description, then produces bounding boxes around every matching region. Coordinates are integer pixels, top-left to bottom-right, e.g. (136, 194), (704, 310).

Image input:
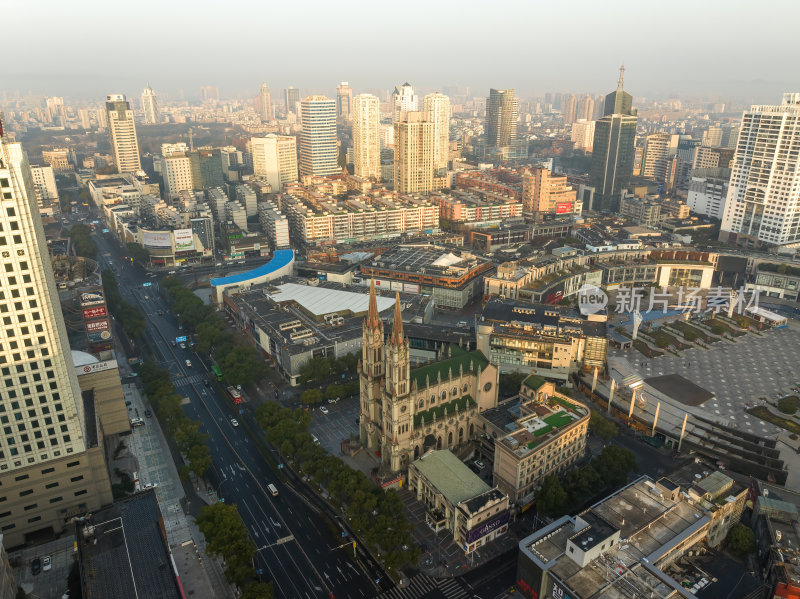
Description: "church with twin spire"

(359, 281), (499, 473)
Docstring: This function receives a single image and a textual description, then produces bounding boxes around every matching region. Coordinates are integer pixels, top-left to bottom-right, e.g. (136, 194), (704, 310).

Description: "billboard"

(465, 510), (510, 544)
(82, 306), (108, 320)
(85, 318), (110, 332)
(87, 330), (112, 342)
(555, 202), (573, 215)
(75, 359), (118, 376)
(174, 228), (194, 251)
(80, 290), (105, 306)
(142, 231), (172, 249)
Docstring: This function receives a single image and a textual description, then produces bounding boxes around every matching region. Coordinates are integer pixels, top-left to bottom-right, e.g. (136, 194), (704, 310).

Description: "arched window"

(419, 398), (424, 408)
(462, 384), (468, 393)
(436, 436), (442, 449)
(447, 431), (453, 445)
(459, 427), (464, 442)
(440, 391), (446, 401)
(431, 394), (437, 404)
(451, 386), (458, 397)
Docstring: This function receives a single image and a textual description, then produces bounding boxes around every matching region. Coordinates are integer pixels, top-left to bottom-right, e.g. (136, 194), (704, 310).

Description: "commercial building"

(641, 133), (680, 181)
(693, 145), (734, 171)
(521, 166), (580, 216)
(687, 167), (730, 220)
(160, 142), (193, 199)
(477, 300), (608, 378)
(359, 284), (499, 473)
(430, 190), (523, 226)
(282, 192), (438, 245)
(76, 490), (181, 599)
(394, 111), (435, 193)
(299, 96), (338, 177)
(721, 93), (800, 247)
(747, 263), (800, 301)
(352, 94), (381, 180)
(570, 119), (595, 152)
(140, 85), (159, 124)
(485, 88), (518, 148)
(29, 164), (58, 206)
(516, 471), (749, 599)
(392, 83), (419, 122)
(336, 82), (353, 120)
(0, 130), (113, 546)
(42, 148), (70, 172)
(479, 379), (589, 507)
(618, 194), (664, 226)
(105, 94), (142, 173)
(423, 92), (451, 175)
(589, 69), (637, 212)
(361, 246), (494, 309)
(284, 86), (301, 114)
(249, 134), (299, 193)
(408, 449), (510, 554)
(209, 249), (294, 303)
(467, 225), (532, 252)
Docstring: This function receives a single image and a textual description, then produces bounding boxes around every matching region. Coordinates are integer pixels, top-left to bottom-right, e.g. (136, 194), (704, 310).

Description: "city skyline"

(2, 0), (797, 103)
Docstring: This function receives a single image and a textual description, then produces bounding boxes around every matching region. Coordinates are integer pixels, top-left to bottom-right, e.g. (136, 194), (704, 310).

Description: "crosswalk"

(173, 373), (205, 387)
(379, 574), (469, 599)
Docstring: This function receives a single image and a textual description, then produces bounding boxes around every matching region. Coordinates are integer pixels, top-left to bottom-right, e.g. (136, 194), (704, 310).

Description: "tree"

(589, 411), (617, 441)
(126, 242), (150, 265)
(499, 371), (527, 398)
(726, 523), (756, 555)
(241, 582), (275, 599)
(187, 443), (212, 479)
(536, 475), (568, 517)
(301, 389), (323, 405)
(196, 502), (256, 588)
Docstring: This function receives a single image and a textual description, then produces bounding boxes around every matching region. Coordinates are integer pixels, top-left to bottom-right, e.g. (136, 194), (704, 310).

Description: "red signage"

(82, 306), (108, 320)
(556, 202), (572, 215)
(85, 319), (110, 332)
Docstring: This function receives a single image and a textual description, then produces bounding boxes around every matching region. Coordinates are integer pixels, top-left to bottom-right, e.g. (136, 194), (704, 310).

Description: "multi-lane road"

(91, 230), (382, 599)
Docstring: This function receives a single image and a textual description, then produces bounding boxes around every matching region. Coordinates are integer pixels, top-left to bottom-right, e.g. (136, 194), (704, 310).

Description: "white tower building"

(352, 94), (381, 180)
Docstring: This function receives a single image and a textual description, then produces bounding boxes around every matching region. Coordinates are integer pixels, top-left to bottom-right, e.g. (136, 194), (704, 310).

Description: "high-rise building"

(188, 148), (225, 191)
(249, 135), (299, 192)
(299, 96), (338, 177)
(423, 92), (451, 175)
(284, 87), (301, 114)
(392, 83), (418, 122)
(352, 94), (381, 180)
(336, 82), (353, 120)
(29, 165), (58, 207)
(394, 111), (434, 194)
(200, 86), (219, 102)
(589, 68), (637, 212)
(641, 133), (680, 181)
(105, 94), (142, 174)
(571, 119), (595, 152)
(78, 108), (91, 130)
(721, 93), (800, 246)
(160, 142), (193, 199)
(0, 127), (113, 546)
(140, 85), (159, 124)
(576, 95), (594, 122)
(563, 94), (578, 124)
(688, 167), (731, 220)
(521, 166), (579, 215)
(256, 83), (273, 122)
(485, 88), (518, 148)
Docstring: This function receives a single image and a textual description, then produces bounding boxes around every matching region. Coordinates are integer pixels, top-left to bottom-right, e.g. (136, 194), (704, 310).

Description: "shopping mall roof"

(265, 282), (395, 317)
(210, 249), (294, 287)
(71, 349), (100, 366)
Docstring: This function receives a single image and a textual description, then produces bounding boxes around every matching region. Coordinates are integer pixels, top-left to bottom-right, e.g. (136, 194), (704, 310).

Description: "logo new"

(577, 284), (608, 315)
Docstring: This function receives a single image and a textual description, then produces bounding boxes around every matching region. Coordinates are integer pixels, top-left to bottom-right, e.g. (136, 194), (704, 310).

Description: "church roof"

(410, 348), (489, 389)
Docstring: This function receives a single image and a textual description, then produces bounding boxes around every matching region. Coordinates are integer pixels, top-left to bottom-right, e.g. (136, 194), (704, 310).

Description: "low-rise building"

(408, 449), (510, 554)
(430, 189), (523, 226)
(477, 301), (607, 379)
(361, 245), (494, 309)
(516, 471), (751, 599)
(479, 379), (589, 508)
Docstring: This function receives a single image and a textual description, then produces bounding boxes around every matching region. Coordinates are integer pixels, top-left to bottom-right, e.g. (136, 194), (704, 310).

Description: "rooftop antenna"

(618, 65), (626, 90)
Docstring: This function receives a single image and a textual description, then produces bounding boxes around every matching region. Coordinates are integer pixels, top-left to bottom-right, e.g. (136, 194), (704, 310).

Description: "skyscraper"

(576, 95), (594, 122)
(589, 68), (637, 212)
(641, 133), (680, 180)
(485, 88), (518, 148)
(299, 96), (338, 177)
(257, 83), (273, 122)
(352, 94), (380, 180)
(721, 93), (800, 246)
(336, 82), (353, 120)
(0, 126), (113, 546)
(160, 142), (193, 199)
(249, 135), (299, 192)
(392, 83), (418, 122)
(563, 94), (578, 124)
(284, 87), (301, 114)
(105, 94), (141, 174)
(140, 85), (159, 124)
(394, 111), (434, 194)
(423, 92), (451, 175)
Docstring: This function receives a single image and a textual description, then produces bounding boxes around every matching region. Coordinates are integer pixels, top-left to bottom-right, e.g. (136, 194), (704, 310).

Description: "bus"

(226, 386), (242, 405)
(211, 365), (223, 381)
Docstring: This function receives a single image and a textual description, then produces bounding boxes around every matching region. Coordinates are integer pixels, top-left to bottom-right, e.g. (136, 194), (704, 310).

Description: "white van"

(130, 417), (145, 428)
(267, 483), (278, 497)
(311, 434), (320, 445)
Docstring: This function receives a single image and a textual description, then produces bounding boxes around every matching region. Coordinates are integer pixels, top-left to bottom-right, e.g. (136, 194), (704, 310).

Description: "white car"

(320, 406), (329, 414)
(43, 555), (52, 572)
(180, 342), (186, 349)
(230, 418), (239, 427)
(185, 360), (192, 368)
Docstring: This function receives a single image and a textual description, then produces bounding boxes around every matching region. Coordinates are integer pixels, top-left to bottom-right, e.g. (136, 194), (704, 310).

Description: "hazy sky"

(2, 0), (797, 104)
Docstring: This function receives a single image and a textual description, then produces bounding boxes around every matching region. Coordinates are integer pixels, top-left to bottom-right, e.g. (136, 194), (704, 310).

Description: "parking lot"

(12, 536), (75, 598)
(309, 394), (360, 455)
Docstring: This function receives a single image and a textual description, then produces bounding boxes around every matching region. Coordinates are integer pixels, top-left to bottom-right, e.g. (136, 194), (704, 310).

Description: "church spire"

(391, 292), (404, 345)
(367, 279), (381, 330)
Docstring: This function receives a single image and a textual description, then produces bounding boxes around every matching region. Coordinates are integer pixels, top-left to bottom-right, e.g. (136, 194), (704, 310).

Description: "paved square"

(611, 326), (800, 437)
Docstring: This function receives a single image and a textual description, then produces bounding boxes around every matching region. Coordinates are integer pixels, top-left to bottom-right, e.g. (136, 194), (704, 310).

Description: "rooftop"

(410, 348), (489, 390)
(644, 374), (714, 407)
(411, 449), (491, 506)
(209, 248), (294, 287)
(265, 282), (394, 318)
(77, 490), (180, 599)
(500, 395), (588, 455)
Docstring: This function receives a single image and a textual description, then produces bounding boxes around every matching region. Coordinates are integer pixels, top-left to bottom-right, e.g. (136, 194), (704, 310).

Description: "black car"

(203, 379), (210, 387)
(144, 409), (152, 418)
(31, 558), (41, 575)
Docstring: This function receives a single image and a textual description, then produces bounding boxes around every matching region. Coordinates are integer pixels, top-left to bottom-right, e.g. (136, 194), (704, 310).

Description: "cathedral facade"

(359, 281), (499, 473)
